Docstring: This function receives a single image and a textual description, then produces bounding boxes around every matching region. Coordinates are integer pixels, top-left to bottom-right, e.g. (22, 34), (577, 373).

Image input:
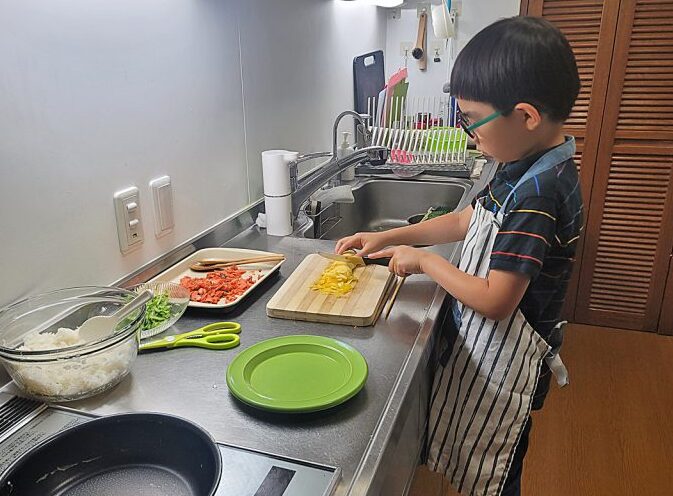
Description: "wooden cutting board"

(266, 254), (395, 326)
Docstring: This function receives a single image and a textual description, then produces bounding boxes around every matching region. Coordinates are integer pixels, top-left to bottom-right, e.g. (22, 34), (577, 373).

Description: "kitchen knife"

(318, 252), (392, 267)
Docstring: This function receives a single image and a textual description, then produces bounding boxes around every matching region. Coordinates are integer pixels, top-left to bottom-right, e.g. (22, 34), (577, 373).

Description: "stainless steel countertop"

(2, 164), (495, 495)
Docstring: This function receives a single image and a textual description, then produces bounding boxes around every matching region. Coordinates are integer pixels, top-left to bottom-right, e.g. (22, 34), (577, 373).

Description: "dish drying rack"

(363, 95), (474, 177)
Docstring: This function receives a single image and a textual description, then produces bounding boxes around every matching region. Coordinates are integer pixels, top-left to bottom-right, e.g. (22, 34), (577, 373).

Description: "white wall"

(0, 0), (385, 307)
(385, 0), (521, 96)
(240, 1), (386, 199)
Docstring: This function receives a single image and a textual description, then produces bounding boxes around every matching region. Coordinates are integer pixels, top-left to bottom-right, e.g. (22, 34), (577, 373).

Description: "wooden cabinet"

(523, 0), (673, 333)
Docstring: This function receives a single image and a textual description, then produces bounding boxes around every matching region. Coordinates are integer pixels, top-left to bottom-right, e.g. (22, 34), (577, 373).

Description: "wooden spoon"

(190, 255), (285, 272)
(412, 12), (428, 71)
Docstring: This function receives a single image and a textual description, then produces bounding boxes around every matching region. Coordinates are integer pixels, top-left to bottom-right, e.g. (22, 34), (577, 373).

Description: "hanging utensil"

(412, 12), (428, 71)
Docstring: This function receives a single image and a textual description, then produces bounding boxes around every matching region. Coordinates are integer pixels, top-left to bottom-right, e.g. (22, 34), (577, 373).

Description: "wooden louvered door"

(660, 257), (673, 335)
(524, 0), (619, 203)
(574, 0), (673, 331)
(522, 0), (620, 317)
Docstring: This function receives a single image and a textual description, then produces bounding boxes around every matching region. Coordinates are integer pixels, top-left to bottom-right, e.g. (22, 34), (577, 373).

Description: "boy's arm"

(420, 252), (530, 321)
(381, 205), (474, 247)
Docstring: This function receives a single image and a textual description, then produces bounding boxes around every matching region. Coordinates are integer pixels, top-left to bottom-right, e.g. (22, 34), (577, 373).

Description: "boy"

(336, 17), (582, 496)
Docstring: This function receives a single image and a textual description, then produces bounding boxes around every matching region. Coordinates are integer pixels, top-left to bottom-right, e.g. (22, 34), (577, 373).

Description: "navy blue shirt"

(473, 145), (583, 349)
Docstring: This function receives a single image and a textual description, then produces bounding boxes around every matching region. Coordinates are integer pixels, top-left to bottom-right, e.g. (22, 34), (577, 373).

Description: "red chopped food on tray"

(180, 266), (261, 304)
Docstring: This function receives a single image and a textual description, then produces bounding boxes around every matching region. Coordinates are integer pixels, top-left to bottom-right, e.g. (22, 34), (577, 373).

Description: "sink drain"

(407, 214), (425, 225)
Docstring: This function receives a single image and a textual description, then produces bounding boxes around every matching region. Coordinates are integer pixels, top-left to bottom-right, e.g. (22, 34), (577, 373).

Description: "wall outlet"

(400, 41), (414, 57)
(113, 186), (144, 254)
(388, 7), (402, 20)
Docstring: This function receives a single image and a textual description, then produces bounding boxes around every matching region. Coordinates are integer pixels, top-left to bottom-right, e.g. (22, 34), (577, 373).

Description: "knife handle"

(364, 257), (392, 266)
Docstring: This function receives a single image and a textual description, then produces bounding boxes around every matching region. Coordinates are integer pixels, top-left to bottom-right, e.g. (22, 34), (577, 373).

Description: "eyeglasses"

(457, 109), (504, 139)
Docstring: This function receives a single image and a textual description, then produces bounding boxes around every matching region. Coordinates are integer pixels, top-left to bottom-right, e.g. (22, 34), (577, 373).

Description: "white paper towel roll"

(264, 195), (293, 236)
(262, 150), (298, 197)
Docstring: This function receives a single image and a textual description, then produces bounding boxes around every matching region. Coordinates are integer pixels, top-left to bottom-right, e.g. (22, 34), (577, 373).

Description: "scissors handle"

(176, 333), (240, 350)
(171, 322), (241, 341)
(186, 321), (241, 337)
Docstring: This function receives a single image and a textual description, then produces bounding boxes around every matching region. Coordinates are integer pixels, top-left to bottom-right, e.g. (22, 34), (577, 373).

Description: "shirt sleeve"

(490, 196), (557, 279)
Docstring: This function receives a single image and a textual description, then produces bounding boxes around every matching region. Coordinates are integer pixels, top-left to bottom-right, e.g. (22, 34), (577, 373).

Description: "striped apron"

(427, 137), (575, 495)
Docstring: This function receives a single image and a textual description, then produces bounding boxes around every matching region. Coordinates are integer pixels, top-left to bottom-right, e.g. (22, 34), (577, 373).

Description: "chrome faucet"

(289, 111), (388, 220)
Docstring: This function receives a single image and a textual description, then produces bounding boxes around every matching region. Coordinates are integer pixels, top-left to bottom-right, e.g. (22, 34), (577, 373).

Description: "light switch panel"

(149, 176), (174, 238)
(113, 186), (144, 254)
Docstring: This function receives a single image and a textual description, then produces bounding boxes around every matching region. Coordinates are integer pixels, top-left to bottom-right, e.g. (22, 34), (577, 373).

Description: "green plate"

(226, 335), (368, 413)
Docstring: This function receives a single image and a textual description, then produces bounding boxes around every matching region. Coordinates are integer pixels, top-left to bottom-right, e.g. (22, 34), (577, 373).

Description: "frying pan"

(0, 413), (221, 496)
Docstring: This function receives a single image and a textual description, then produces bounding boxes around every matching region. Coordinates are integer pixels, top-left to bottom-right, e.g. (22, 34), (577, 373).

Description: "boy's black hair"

(450, 16), (580, 122)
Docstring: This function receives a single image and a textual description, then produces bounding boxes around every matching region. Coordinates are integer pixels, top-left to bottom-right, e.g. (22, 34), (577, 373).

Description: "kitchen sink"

(296, 177), (473, 240)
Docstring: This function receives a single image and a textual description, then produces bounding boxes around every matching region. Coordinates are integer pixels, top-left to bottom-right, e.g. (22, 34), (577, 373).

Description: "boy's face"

(457, 99), (541, 163)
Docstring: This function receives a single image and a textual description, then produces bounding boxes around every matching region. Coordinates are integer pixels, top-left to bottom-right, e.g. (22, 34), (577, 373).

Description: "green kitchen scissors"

(139, 321), (241, 352)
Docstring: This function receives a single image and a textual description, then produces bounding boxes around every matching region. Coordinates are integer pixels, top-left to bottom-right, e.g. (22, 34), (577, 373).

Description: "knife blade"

(318, 252), (392, 267)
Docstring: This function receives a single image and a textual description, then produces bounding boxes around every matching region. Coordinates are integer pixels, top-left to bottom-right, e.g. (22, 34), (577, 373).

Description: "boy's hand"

(335, 232), (388, 256)
(369, 246), (428, 277)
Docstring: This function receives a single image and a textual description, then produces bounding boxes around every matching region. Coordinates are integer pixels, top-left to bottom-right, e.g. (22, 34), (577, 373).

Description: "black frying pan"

(0, 413), (222, 496)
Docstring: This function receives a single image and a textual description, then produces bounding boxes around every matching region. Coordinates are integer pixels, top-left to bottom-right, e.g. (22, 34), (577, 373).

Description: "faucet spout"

(288, 110), (387, 222)
(290, 146), (386, 219)
(331, 110), (368, 157)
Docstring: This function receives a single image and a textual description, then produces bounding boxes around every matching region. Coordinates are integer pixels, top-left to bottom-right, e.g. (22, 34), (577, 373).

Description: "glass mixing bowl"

(0, 286), (145, 402)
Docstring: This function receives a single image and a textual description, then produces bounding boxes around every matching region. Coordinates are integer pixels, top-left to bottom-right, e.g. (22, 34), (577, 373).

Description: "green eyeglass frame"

(458, 109), (504, 138)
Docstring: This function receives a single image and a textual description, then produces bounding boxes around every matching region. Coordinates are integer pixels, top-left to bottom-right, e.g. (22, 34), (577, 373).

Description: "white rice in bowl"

(8, 327), (136, 400)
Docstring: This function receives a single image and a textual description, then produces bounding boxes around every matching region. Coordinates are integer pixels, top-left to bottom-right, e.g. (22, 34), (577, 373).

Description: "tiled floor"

(408, 323), (673, 496)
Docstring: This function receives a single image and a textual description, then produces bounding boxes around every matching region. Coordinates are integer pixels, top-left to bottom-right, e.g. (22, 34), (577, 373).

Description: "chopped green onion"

(141, 293), (172, 331)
